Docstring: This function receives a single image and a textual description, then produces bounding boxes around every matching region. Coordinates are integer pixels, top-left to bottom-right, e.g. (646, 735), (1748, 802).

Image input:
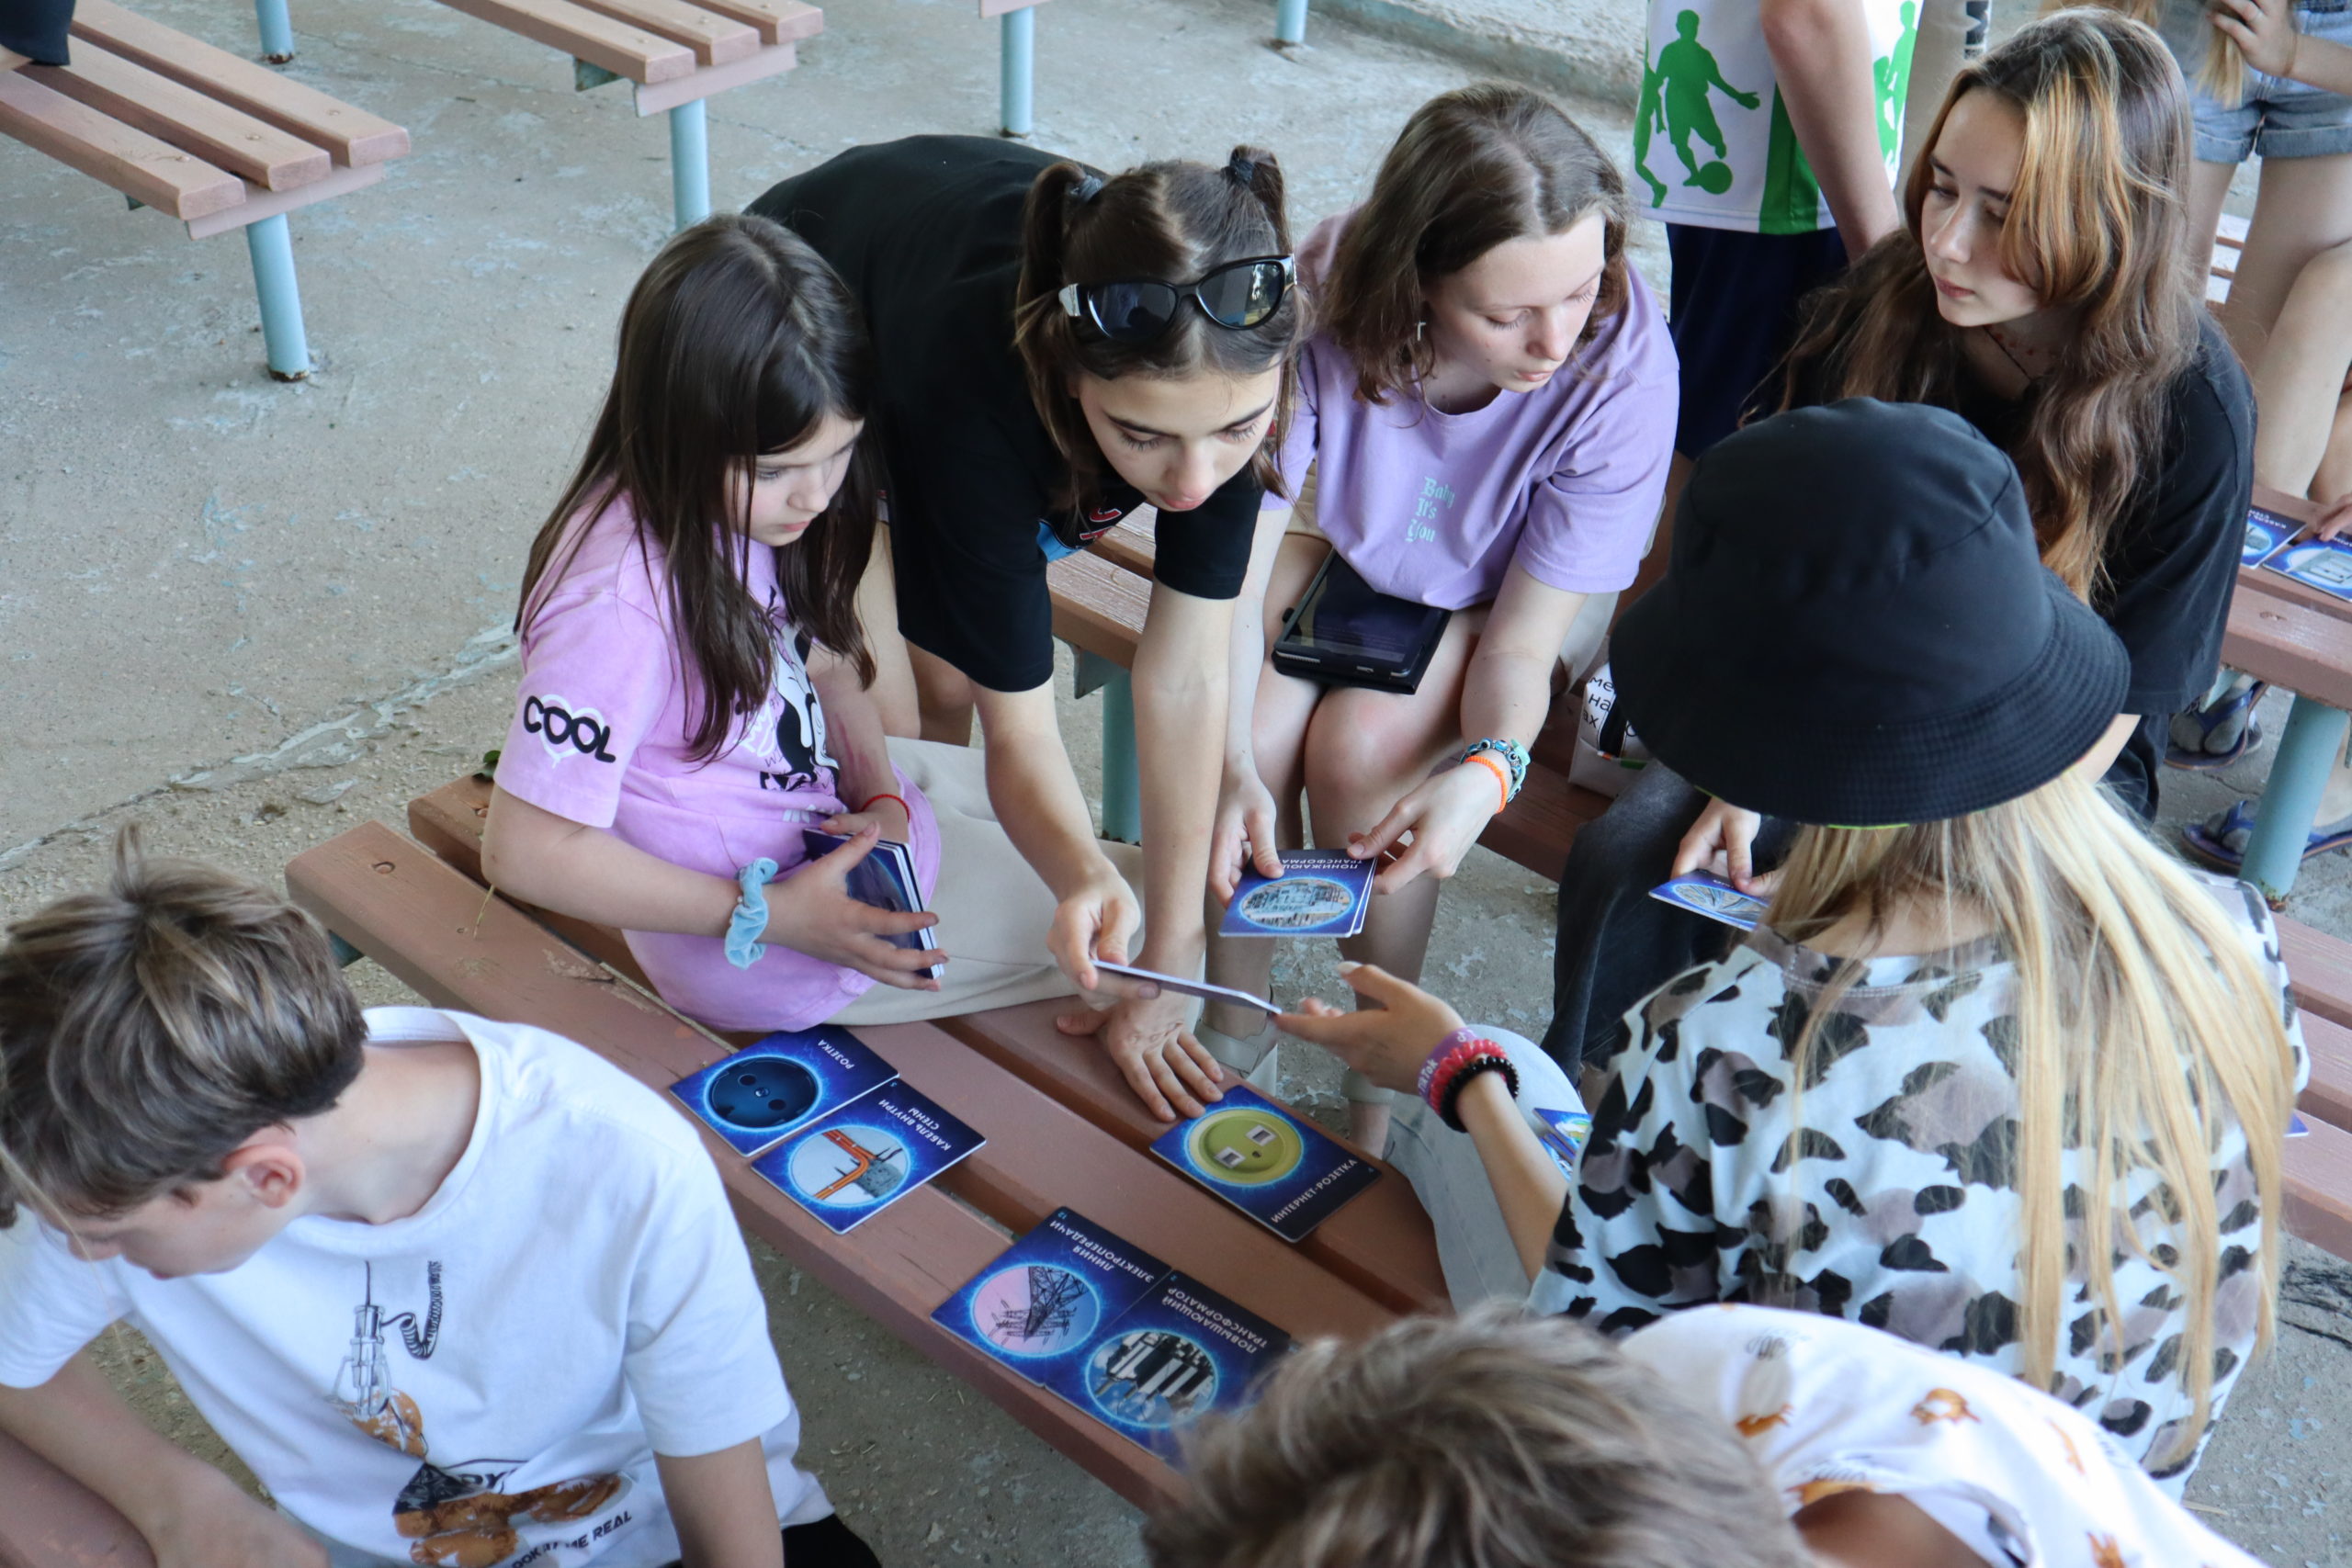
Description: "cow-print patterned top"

(1528, 876), (2305, 1487)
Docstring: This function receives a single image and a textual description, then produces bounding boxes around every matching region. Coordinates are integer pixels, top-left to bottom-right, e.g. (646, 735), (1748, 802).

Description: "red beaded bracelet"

(1418, 1033), (1519, 1131)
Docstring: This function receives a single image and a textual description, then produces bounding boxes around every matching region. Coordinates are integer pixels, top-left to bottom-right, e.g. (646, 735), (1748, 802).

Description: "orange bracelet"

(1464, 751), (1510, 814)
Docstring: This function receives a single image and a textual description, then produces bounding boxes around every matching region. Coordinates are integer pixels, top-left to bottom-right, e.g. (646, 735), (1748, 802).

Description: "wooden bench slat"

(433, 0), (698, 84)
(690, 0), (824, 45)
(629, 39), (797, 115)
(1047, 550), (1157, 665)
(69, 0), (409, 166)
(934, 1001), (1450, 1317)
(2284, 1112), (2352, 1260)
(0, 68), (243, 220)
(2217, 210), (2250, 245)
(183, 159), (385, 240)
(28, 39), (329, 192)
(2301, 1012), (2352, 1130)
(565, 0), (759, 65)
(1090, 520), (1158, 581)
(0, 1427), (156, 1568)
(2279, 915), (2352, 1030)
(1478, 764), (1610, 884)
(287, 821), (1197, 1509)
(2225, 571), (2352, 713)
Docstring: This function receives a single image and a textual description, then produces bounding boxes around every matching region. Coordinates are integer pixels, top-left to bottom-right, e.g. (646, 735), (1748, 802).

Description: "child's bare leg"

(1203, 536), (1330, 1069)
(2223, 152), (2352, 367)
(2318, 390), (2352, 505)
(1300, 612), (1487, 1153)
(2253, 240), (2352, 494)
(2185, 158), (2236, 299)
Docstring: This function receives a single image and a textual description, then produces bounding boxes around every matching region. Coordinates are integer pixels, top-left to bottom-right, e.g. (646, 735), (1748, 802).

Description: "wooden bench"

(254, 0), (818, 231)
(268, 777), (1445, 1515)
(0, 1), (410, 379)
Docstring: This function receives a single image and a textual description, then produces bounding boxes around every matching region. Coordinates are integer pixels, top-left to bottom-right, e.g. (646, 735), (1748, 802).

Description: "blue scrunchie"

(726, 858), (778, 969)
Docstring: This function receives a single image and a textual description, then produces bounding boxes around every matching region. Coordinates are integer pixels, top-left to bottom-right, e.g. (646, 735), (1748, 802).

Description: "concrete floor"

(0, 0), (2340, 1562)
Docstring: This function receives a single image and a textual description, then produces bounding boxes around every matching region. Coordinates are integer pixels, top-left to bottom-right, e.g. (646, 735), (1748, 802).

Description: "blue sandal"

(2181, 798), (2352, 871)
(2165, 681), (2268, 771)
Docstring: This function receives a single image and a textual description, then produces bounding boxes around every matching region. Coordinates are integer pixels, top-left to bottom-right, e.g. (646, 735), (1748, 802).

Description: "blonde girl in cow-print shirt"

(1278, 401), (2303, 1494)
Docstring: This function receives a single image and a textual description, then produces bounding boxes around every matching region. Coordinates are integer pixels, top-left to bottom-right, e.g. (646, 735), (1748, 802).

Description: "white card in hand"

(1091, 960), (1281, 1016)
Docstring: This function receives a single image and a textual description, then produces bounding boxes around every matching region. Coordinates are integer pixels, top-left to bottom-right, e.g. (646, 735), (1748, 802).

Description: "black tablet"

(1271, 553), (1452, 694)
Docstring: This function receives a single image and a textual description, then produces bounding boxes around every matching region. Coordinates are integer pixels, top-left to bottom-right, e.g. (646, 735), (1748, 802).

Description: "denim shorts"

(2165, 0), (2352, 162)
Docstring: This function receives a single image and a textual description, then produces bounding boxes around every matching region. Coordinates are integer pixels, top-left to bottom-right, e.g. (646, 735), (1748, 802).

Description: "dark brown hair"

(0, 829), (368, 1224)
(1325, 84), (1633, 406)
(1777, 8), (2199, 597)
(1012, 149), (1302, 513)
(519, 214), (882, 762)
(1144, 1305), (1808, 1568)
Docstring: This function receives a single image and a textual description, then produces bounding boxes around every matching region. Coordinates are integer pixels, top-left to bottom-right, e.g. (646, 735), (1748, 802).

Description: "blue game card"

(1149, 1083), (1381, 1242)
(2267, 536), (2352, 603)
(802, 829), (941, 978)
(1647, 870), (1769, 931)
(1532, 1107), (1594, 1178)
(2245, 505), (2297, 568)
(751, 1081), (984, 1234)
(2291, 1112), (2311, 1138)
(931, 1208), (1170, 1383)
(668, 1028), (899, 1157)
(1219, 850), (1375, 939)
(1042, 1271), (1292, 1458)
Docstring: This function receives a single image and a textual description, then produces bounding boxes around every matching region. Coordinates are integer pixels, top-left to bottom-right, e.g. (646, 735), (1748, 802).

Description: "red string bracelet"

(860, 793), (909, 819)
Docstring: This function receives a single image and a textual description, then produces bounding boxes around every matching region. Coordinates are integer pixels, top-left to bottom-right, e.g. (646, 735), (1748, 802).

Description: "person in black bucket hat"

(1608, 398), (2127, 826)
(1260, 398), (2303, 1490)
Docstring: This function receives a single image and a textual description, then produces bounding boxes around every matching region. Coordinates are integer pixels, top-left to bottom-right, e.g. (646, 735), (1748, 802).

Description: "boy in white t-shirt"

(1144, 1303), (2263, 1568)
(0, 836), (875, 1568)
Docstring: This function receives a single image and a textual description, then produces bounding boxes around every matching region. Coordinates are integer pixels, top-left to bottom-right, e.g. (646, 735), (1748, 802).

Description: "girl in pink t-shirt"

(1202, 87), (1678, 1149)
(481, 216), (1121, 1037)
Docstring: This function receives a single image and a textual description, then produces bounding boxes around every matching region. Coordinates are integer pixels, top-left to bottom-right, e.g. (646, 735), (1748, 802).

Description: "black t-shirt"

(747, 136), (1262, 694)
(1789, 314), (2253, 817)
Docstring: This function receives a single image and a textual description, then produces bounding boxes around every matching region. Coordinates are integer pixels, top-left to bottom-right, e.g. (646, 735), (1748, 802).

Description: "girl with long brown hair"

(1196, 86), (1675, 1151)
(481, 215), (1122, 1040)
(1281, 401), (2302, 1489)
(1544, 7), (2253, 1071)
(745, 138), (1305, 1122)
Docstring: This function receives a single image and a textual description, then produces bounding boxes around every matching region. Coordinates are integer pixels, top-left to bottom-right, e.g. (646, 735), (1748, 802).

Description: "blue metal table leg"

(2239, 693), (2349, 902)
(1102, 668), (1142, 844)
(243, 213), (312, 380)
(669, 101), (711, 230)
(1000, 7), (1035, 138)
(1275, 0), (1308, 45)
(254, 0), (296, 62)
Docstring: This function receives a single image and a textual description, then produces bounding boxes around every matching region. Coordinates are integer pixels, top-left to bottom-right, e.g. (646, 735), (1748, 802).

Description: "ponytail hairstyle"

(1323, 84), (1633, 406)
(1012, 148), (1304, 513)
(517, 214), (881, 763)
(1778, 7), (2199, 598)
(1762, 769), (2297, 1472)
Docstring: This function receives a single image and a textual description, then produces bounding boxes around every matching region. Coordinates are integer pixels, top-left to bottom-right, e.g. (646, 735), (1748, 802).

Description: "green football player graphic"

(1634, 10), (1762, 203)
(1875, 1), (1919, 159)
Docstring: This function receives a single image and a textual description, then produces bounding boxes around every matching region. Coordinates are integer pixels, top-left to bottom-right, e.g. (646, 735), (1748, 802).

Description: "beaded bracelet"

(1415, 1027), (1489, 1102)
(1432, 1045), (1518, 1133)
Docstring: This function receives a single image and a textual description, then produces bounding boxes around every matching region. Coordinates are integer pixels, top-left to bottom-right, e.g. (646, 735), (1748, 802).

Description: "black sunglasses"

(1057, 255), (1295, 344)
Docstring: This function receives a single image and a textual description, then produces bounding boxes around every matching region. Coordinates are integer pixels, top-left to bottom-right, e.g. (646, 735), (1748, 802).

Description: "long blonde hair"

(2056, 0), (2245, 104)
(1779, 9), (2200, 598)
(1765, 769), (2296, 1468)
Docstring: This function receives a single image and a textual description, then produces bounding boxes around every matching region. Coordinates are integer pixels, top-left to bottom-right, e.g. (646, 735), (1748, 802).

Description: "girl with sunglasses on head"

(1545, 9), (2255, 1074)
(745, 138), (1303, 1122)
(1197, 86), (1675, 1151)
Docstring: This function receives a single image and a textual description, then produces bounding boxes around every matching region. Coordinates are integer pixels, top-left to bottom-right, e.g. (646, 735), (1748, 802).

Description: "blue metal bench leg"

(2240, 693), (2349, 902)
(1275, 0), (1308, 45)
(243, 213), (312, 380)
(669, 100), (711, 230)
(1102, 669), (1142, 844)
(1001, 7), (1035, 138)
(254, 0), (296, 62)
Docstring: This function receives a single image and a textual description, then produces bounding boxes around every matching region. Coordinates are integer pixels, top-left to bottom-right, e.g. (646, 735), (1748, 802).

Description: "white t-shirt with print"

(1634, 0), (1920, 233)
(0, 1008), (831, 1568)
(1624, 1305), (2262, 1567)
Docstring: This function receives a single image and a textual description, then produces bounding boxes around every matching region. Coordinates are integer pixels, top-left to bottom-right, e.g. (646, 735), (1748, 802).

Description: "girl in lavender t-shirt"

(481, 216), (1111, 1035)
(1202, 86), (1678, 1148)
